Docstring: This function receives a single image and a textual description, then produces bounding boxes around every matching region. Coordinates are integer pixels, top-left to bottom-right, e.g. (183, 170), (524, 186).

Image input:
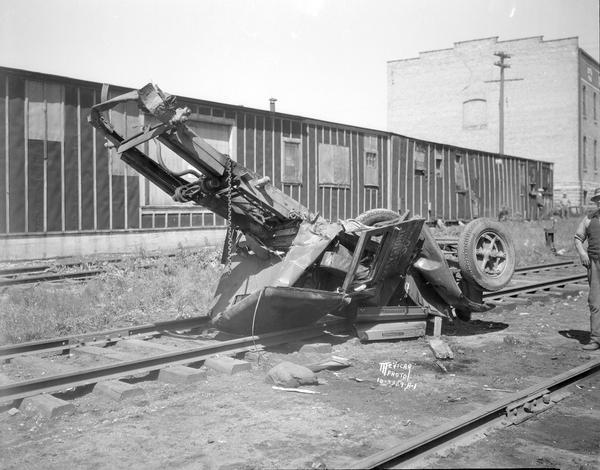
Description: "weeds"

(0, 248), (222, 345)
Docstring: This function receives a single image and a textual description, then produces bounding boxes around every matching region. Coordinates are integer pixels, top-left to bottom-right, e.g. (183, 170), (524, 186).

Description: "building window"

(455, 154), (466, 190)
(414, 144), (426, 175)
(318, 143), (350, 187)
(462, 99), (487, 129)
(594, 92), (597, 121)
(595, 140), (598, 172)
(364, 150), (379, 187)
(434, 148), (444, 178)
(583, 85), (587, 117)
(583, 136), (587, 170)
(282, 139), (302, 184)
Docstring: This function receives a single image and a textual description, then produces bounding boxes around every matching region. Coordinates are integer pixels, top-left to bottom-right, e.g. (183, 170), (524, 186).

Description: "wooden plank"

(355, 321), (426, 341)
(8, 76), (25, 233)
(46, 141), (62, 231)
(255, 114), (264, 177)
(356, 306), (427, 323)
(406, 139), (414, 217)
(307, 123), (316, 213)
(245, 114), (255, 172)
(0, 75), (4, 233)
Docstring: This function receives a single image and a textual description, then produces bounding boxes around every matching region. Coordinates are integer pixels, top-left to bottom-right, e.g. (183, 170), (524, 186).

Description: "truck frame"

(90, 83), (515, 335)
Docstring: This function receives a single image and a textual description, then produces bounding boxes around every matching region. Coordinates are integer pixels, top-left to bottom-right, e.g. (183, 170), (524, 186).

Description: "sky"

(1, 0), (598, 130)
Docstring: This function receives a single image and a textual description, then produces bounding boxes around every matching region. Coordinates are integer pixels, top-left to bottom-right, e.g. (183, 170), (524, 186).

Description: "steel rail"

(353, 356), (600, 469)
(0, 319), (347, 404)
(0, 265), (53, 276)
(0, 269), (105, 286)
(514, 260), (577, 273)
(483, 273), (587, 299)
(0, 316), (213, 359)
(0, 252), (185, 286)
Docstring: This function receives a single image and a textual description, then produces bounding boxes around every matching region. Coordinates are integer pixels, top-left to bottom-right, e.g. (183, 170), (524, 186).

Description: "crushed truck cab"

(90, 84), (515, 335)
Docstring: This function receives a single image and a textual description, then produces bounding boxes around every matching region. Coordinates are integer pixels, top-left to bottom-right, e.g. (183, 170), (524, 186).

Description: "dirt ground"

(1, 285), (599, 469)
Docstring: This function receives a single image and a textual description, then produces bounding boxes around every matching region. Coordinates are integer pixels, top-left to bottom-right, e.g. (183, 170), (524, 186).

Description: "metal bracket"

(505, 388), (555, 425)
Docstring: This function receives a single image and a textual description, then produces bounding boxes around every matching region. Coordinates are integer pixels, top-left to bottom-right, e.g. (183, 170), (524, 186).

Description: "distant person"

(498, 207), (509, 221)
(560, 193), (570, 218)
(574, 187), (600, 350)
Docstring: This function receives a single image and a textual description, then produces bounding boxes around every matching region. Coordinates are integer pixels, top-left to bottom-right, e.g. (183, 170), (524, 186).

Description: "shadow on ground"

(558, 329), (590, 344)
(441, 319), (509, 336)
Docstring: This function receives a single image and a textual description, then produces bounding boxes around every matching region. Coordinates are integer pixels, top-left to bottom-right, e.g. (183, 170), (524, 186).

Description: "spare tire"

(458, 218), (515, 291)
(354, 208), (402, 227)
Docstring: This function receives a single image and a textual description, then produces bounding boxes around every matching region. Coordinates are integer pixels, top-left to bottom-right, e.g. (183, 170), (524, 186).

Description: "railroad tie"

(93, 380), (145, 402)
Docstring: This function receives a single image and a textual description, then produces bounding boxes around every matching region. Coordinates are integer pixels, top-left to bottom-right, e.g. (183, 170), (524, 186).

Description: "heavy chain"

(225, 158), (234, 275)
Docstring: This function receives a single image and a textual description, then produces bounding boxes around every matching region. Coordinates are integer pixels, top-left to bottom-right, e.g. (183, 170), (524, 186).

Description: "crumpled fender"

(274, 219), (343, 287)
(413, 226), (493, 314)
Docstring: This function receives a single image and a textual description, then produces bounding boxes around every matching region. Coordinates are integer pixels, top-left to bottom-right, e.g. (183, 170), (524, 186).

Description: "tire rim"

(474, 230), (508, 276)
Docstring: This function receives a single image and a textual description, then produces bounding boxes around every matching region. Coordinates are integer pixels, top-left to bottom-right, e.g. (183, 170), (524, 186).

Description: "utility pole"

(494, 51), (511, 156)
(485, 54), (523, 156)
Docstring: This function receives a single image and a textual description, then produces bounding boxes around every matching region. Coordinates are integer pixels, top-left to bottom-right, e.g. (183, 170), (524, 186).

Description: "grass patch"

(0, 218), (583, 345)
(0, 248), (222, 345)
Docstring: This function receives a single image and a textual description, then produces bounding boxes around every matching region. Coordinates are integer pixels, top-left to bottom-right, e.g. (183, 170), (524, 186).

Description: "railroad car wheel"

(458, 218), (515, 291)
(354, 208), (402, 227)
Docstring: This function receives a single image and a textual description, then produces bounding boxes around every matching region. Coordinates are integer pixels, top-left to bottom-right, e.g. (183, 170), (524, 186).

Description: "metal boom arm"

(89, 84), (314, 250)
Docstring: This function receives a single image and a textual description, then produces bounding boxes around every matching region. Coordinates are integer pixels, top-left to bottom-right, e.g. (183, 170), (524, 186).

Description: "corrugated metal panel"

(8, 76), (26, 233)
(0, 73), (6, 233)
(0, 67), (556, 243)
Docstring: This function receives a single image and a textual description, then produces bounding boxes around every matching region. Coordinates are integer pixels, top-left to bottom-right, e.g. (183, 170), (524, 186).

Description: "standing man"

(560, 193), (570, 218)
(574, 188), (600, 350)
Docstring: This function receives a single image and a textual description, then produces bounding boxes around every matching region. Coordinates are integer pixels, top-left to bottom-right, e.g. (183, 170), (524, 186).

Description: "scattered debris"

(298, 343), (333, 354)
(444, 396), (465, 403)
(503, 335), (523, 345)
(349, 377), (365, 382)
(518, 312), (530, 316)
(266, 361), (318, 388)
(272, 386), (320, 395)
(7, 408), (20, 416)
(306, 356), (351, 372)
(434, 360), (449, 373)
(429, 338), (454, 359)
(483, 387), (514, 392)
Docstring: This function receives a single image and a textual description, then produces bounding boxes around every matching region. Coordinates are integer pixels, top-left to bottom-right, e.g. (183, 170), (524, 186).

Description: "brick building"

(388, 36), (600, 209)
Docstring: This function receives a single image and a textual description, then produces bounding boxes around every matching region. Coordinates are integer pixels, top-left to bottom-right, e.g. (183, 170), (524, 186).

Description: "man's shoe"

(582, 342), (600, 351)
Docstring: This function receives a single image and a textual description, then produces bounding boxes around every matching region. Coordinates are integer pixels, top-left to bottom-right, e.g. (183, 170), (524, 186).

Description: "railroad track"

(0, 262), (596, 468)
(0, 257), (121, 286)
(0, 254), (581, 287)
(0, 252), (185, 287)
(353, 357), (600, 469)
(0, 264), (589, 406)
(0, 263), (586, 418)
(0, 316), (347, 406)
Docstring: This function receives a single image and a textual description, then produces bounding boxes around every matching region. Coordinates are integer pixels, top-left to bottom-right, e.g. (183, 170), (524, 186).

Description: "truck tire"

(354, 208), (401, 227)
(458, 218), (515, 291)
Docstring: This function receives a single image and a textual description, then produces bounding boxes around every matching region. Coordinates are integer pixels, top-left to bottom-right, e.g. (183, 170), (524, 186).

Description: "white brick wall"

(387, 36), (594, 205)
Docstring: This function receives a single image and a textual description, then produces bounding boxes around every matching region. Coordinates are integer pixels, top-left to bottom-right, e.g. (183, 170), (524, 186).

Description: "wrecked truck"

(89, 84), (515, 335)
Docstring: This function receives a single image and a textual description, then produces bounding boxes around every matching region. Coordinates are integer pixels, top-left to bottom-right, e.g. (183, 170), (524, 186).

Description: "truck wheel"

(458, 218), (515, 291)
(355, 208), (401, 227)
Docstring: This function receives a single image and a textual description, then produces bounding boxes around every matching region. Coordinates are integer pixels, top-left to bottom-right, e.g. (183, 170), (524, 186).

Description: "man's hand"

(580, 252), (591, 268)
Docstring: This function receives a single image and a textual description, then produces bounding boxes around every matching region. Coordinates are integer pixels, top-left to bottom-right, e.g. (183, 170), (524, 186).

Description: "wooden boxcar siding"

(0, 70), (142, 235)
(197, 104), (388, 222)
(0, 67), (553, 239)
(390, 135), (553, 221)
